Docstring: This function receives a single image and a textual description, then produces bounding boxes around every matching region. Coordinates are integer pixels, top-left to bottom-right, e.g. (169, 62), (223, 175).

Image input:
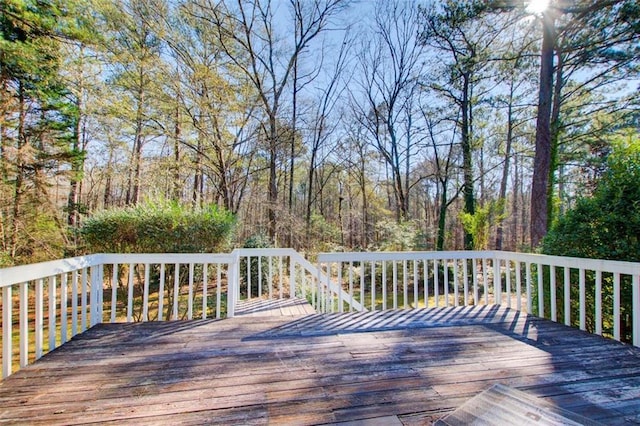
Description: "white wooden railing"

(2, 249), (640, 379)
(316, 251), (640, 346)
(0, 248), (347, 378)
(230, 248), (362, 315)
(0, 252), (238, 379)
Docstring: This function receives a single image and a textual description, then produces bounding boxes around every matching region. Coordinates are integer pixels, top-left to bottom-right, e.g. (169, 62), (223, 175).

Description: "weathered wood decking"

(2, 305), (640, 425)
(235, 297), (316, 317)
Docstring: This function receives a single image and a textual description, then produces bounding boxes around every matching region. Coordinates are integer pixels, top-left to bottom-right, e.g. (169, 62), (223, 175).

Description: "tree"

(542, 131), (640, 339)
(59, 3), (100, 231)
(419, 110), (461, 251)
(98, 0), (168, 206)
(208, 0), (347, 242)
(354, 0), (424, 222)
(0, 0), (88, 264)
(530, 0), (640, 247)
(165, 0), (258, 213)
(542, 131), (640, 259)
(420, 0), (503, 249)
(490, 21), (538, 250)
(304, 35), (350, 241)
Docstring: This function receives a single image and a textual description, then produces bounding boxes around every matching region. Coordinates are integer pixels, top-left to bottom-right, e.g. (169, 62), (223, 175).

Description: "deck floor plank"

(235, 297), (316, 317)
(2, 305), (640, 425)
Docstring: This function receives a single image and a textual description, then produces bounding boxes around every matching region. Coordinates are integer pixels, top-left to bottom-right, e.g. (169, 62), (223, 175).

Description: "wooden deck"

(2, 305), (640, 425)
(235, 297), (316, 317)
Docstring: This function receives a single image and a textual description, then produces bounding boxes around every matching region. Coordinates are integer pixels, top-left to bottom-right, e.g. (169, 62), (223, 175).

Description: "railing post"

(633, 274), (639, 347)
(49, 275), (57, 350)
(20, 282), (28, 367)
(71, 271), (78, 336)
(35, 279), (44, 359)
(514, 261), (521, 311)
(537, 263), (544, 318)
(526, 262), (532, 314)
(60, 274), (68, 344)
(314, 260), (321, 311)
(614, 273), (621, 341)
(111, 265), (118, 323)
(227, 251), (239, 318)
(143, 263), (150, 321)
(550, 266), (557, 322)
(99, 264), (104, 323)
(2, 285), (12, 378)
(81, 268), (88, 331)
(90, 266), (99, 327)
(563, 267), (571, 326)
(289, 255), (296, 299)
(579, 268), (586, 331)
(493, 258), (501, 306)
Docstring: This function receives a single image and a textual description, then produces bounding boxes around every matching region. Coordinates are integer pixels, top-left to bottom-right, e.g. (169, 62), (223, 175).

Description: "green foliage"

(242, 233), (273, 250)
(80, 200), (235, 253)
(3, 191), (69, 265)
(81, 200), (235, 323)
(373, 220), (419, 251)
(541, 132), (640, 341)
(308, 214), (342, 252)
(0, 0), (96, 265)
(460, 200), (505, 250)
(0, 251), (11, 268)
(542, 133), (640, 261)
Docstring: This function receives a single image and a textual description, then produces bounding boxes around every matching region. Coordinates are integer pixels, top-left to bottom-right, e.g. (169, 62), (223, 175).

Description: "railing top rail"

(100, 253), (235, 264)
(0, 254), (102, 288)
(0, 253), (236, 288)
(318, 250), (640, 275)
(493, 251), (640, 275)
(317, 250), (494, 262)
(232, 248), (296, 257)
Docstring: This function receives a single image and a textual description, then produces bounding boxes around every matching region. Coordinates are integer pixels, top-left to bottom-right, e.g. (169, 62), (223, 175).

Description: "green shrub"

(79, 200), (235, 321)
(541, 133), (640, 341)
(80, 200), (235, 253)
(373, 219), (419, 251)
(542, 135), (640, 261)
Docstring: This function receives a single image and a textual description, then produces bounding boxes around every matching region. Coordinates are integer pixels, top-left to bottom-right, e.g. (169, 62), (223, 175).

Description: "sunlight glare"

(526, 0), (550, 15)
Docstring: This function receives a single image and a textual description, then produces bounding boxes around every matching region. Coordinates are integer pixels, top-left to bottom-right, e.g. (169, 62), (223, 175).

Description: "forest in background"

(0, 0), (639, 266)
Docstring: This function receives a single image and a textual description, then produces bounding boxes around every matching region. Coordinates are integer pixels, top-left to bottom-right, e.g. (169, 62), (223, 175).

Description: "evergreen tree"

(0, 0), (88, 264)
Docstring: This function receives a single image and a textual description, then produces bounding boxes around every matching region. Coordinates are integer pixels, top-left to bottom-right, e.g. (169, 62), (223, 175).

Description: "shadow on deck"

(1, 305), (640, 425)
(235, 297), (316, 317)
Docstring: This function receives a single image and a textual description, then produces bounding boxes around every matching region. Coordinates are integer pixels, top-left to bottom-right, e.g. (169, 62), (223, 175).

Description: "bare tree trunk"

(288, 55), (298, 247)
(338, 181), (344, 247)
(193, 133), (204, 208)
(436, 183), (447, 252)
(511, 152), (520, 250)
(0, 75), (9, 181)
(10, 83), (27, 257)
(126, 74), (145, 206)
(461, 73), (475, 249)
(67, 65), (84, 228)
(173, 104), (181, 201)
(404, 113), (411, 220)
(531, 12), (555, 248)
(358, 146), (369, 248)
(102, 138), (116, 209)
(495, 89), (515, 251)
(268, 117), (278, 241)
(547, 47), (564, 226)
(305, 148), (316, 238)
